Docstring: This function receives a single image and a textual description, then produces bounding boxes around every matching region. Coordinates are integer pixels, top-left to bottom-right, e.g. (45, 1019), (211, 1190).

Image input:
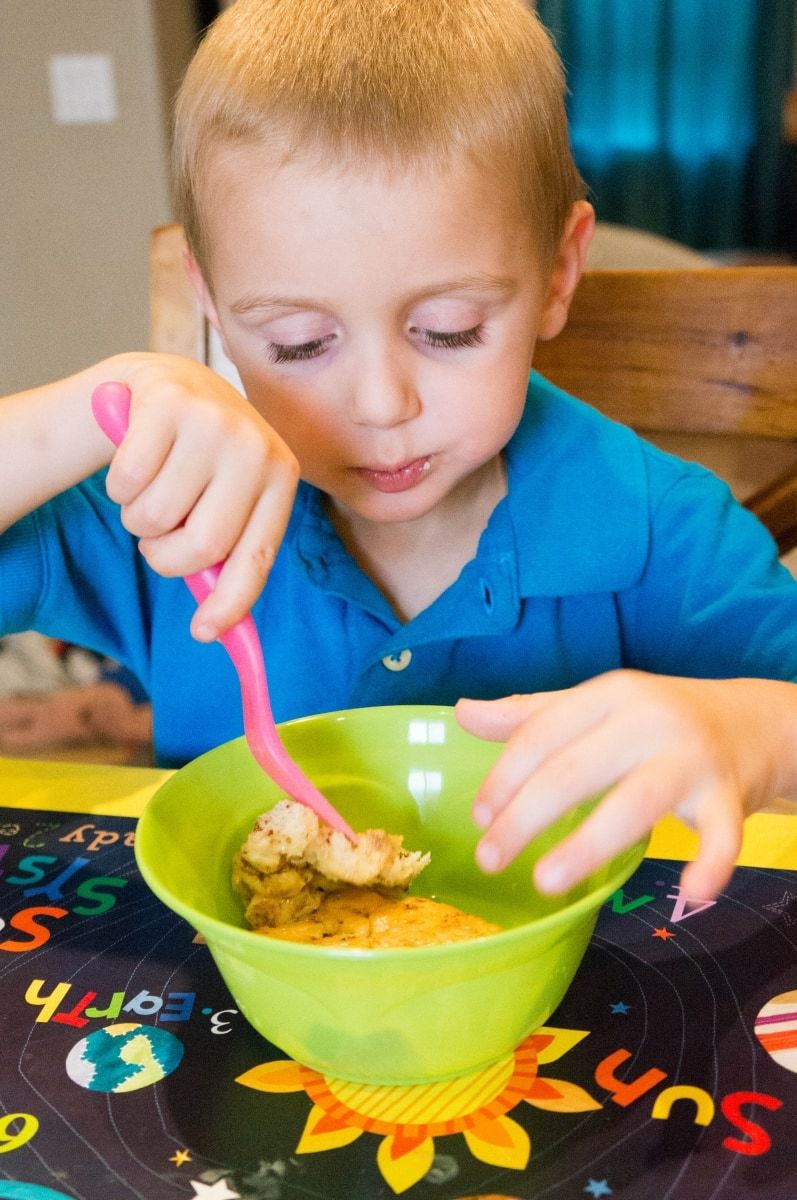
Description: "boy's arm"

(0, 358), (119, 532)
(0, 352), (299, 639)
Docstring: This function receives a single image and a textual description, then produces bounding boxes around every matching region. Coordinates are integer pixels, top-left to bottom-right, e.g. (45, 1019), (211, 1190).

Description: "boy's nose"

(347, 357), (421, 428)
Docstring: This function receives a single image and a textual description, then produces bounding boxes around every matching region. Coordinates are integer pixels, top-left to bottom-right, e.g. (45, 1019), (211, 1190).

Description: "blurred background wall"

(0, 0), (198, 395)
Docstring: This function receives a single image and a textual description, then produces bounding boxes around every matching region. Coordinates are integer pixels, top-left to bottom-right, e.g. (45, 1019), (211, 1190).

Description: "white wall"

(0, 0), (196, 394)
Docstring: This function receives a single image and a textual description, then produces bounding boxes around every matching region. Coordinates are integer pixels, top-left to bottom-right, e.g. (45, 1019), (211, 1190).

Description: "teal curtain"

(537, 0), (795, 250)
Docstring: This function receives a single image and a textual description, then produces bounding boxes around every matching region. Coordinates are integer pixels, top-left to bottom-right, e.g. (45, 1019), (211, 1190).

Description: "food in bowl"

(232, 798), (501, 947)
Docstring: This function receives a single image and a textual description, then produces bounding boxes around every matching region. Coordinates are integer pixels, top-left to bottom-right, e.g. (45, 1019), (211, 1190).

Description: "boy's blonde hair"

(174, 0), (584, 274)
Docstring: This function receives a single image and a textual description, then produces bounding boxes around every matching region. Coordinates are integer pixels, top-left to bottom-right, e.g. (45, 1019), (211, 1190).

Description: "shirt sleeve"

(619, 456), (797, 682)
(0, 473), (154, 695)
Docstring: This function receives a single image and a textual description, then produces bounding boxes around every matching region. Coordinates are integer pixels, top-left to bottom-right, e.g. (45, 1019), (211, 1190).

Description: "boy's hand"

(104, 354), (299, 640)
(456, 672), (790, 901)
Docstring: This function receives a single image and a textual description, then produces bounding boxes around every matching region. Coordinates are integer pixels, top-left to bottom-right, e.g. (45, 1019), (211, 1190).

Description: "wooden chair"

(150, 224), (797, 556)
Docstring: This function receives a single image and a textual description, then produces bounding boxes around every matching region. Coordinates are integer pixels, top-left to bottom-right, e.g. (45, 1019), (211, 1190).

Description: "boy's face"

(191, 145), (592, 535)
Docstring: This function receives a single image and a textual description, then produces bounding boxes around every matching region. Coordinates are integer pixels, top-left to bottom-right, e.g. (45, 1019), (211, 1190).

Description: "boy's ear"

(537, 201), (595, 342)
(183, 248), (232, 353)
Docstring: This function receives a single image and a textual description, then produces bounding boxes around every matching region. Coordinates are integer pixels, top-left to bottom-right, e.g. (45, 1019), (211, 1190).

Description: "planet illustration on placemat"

(754, 990), (797, 1073)
(65, 1022), (184, 1092)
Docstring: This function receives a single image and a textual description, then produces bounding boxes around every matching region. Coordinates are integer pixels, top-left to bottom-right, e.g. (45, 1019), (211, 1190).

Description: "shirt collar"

(289, 485), (395, 623)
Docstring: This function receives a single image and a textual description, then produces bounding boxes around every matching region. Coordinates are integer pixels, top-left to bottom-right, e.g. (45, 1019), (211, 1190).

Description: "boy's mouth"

(355, 456), (432, 493)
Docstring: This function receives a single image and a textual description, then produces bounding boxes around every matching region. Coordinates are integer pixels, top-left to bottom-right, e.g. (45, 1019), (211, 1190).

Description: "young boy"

(2, 0), (796, 903)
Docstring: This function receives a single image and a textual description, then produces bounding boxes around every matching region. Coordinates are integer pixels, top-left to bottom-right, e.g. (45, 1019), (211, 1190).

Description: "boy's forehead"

(201, 135), (525, 208)
(198, 138), (539, 284)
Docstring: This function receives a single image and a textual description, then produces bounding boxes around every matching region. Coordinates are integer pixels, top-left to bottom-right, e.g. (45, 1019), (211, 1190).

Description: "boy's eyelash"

(418, 325), (485, 350)
(267, 323), (485, 364)
(268, 335), (334, 364)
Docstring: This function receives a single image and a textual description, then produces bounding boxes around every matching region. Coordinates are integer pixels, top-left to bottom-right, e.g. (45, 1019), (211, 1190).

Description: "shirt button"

(382, 649), (413, 672)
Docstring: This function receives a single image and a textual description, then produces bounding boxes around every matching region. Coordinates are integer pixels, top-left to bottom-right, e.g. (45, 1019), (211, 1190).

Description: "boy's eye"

(415, 325), (485, 350)
(268, 334), (335, 364)
(267, 324), (485, 363)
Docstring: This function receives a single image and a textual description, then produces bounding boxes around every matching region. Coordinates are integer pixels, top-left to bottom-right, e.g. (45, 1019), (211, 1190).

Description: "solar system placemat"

(0, 762), (795, 1200)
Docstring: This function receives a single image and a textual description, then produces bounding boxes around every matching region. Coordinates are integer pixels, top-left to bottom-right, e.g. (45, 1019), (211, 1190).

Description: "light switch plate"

(48, 53), (118, 125)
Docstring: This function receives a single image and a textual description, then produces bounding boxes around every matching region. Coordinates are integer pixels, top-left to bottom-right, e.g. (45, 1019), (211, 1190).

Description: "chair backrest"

(150, 223), (206, 362)
(150, 225), (797, 553)
(533, 267), (797, 439)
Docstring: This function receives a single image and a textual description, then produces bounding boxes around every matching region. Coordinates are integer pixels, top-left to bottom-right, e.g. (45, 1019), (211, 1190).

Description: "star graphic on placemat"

(610, 1001), (630, 1014)
(170, 1148), (192, 1167)
(652, 926), (675, 940)
(764, 890), (797, 927)
(584, 1178), (613, 1197)
(189, 1180), (240, 1199)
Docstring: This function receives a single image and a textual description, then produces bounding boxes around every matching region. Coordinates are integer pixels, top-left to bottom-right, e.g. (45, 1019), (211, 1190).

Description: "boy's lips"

(354, 456), (432, 493)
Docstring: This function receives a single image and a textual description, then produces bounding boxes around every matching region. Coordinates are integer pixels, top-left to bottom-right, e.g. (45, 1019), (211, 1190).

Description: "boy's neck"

(326, 456), (508, 623)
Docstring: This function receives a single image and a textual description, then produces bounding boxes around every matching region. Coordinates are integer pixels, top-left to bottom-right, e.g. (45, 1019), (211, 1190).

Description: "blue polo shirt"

(2, 373), (796, 767)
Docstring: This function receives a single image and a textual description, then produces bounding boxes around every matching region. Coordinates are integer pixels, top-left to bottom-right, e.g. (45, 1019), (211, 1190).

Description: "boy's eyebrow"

(228, 273), (518, 316)
(410, 273), (519, 302)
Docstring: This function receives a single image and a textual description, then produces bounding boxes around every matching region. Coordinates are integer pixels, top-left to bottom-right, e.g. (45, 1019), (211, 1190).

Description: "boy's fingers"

(678, 810), (742, 902)
(190, 474), (297, 638)
(455, 693), (553, 740)
(135, 430), (295, 577)
(458, 671), (625, 744)
(137, 460), (261, 576)
(119, 433), (216, 539)
(106, 419), (176, 506)
(530, 757), (690, 893)
(473, 684), (611, 825)
(192, 540), (277, 639)
(474, 714), (634, 855)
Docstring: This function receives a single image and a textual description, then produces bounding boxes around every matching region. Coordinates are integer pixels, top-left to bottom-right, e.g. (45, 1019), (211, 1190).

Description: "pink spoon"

(90, 381), (356, 841)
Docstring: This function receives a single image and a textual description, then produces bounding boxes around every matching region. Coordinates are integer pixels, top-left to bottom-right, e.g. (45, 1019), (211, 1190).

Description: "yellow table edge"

(0, 757), (172, 819)
(2, 756), (797, 871)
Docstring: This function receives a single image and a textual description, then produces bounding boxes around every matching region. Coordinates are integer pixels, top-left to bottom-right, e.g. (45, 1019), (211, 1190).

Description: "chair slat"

(534, 268), (797, 439)
(149, 225), (206, 362)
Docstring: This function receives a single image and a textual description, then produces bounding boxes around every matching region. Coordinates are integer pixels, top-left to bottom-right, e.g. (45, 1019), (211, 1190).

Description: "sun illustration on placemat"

(237, 1026), (600, 1194)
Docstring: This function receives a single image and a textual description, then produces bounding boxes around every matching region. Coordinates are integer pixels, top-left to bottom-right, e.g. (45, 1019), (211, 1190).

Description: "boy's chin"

(325, 479), (443, 527)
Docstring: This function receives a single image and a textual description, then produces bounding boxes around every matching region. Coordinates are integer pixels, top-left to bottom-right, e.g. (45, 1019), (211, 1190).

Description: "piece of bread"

(232, 799), (500, 947)
(233, 798), (429, 929)
(237, 798), (430, 886)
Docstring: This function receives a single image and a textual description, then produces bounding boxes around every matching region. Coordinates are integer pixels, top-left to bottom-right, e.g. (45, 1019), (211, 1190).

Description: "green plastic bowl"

(135, 705), (646, 1084)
